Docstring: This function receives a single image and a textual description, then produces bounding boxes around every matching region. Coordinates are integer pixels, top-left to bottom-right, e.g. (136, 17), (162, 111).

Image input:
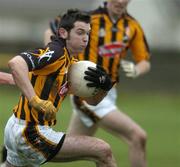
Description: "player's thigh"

(67, 112), (98, 136)
(99, 109), (145, 142)
(51, 134), (110, 162)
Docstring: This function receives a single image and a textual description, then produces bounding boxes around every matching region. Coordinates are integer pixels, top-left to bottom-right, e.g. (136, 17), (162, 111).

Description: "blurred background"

(0, 0), (179, 167)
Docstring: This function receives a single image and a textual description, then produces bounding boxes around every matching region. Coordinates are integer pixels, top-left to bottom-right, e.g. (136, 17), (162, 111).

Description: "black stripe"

(38, 73), (58, 123)
(84, 20), (94, 61)
(31, 74), (37, 86)
(24, 125), (61, 159)
(84, 42), (90, 60)
(97, 17), (105, 66)
(53, 67), (67, 107)
(39, 63), (64, 124)
(53, 95), (60, 108)
(116, 63), (120, 82)
(20, 95), (26, 120)
(14, 96), (21, 117)
(123, 19), (129, 43)
(112, 24), (117, 42)
(108, 58), (114, 74)
(98, 17), (105, 46)
(43, 134), (66, 163)
(143, 35), (150, 53)
(30, 75), (38, 121)
(40, 73), (58, 100)
(108, 21), (119, 75)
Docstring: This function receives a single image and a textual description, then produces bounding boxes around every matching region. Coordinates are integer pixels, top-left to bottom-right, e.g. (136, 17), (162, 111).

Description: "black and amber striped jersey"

(13, 37), (76, 126)
(77, 3), (150, 82)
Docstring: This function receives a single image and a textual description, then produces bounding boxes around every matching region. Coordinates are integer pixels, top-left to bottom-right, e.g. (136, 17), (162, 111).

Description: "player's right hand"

(121, 59), (138, 78)
(29, 95), (57, 121)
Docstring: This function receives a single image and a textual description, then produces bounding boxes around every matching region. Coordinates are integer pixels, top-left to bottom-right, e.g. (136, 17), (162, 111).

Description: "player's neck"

(66, 45), (79, 57)
(108, 10), (124, 23)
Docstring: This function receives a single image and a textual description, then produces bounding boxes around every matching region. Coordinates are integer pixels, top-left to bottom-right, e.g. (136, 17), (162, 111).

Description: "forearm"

(0, 72), (15, 85)
(8, 56), (36, 100)
(135, 60), (151, 76)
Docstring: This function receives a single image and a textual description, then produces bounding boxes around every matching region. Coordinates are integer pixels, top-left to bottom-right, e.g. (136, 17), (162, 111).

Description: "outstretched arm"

(0, 72), (15, 85)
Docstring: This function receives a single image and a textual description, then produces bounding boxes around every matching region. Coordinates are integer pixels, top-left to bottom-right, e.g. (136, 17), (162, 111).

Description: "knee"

(131, 128), (147, 147)
(95, 139), (114, 163)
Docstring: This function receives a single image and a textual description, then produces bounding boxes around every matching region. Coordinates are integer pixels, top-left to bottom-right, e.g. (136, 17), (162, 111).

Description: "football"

(68, 60), (100, 97)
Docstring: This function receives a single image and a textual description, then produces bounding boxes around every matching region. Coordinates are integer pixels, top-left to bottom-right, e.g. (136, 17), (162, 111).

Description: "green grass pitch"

(0, 86), (179, 167)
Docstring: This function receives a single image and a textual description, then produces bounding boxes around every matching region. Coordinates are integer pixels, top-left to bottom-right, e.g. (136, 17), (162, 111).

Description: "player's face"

(66, 21), (91, 55)
(108, 0), (130, 17)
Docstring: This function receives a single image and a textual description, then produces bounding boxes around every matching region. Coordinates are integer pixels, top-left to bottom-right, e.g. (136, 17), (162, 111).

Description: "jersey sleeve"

(129, 21), (150, 62)
(20, 42), (64, 71)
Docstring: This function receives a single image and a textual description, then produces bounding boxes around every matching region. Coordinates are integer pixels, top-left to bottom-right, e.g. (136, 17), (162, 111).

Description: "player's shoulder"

(125, 13), (143, 30)
(90, 4), (107, 19)
(126, 13), (139, 24)
(45, 36), (65, 58)
(22, 37), (65, 59)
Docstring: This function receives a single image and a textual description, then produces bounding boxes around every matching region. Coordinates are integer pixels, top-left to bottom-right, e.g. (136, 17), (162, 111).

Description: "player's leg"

(99, 109), (147, 167)
(1, 146), (7, 163)
(67, 112), (98, 135)
(1, 161), (28, 167)
(51, 134), (117, 167)
(68, 88), (147, 167)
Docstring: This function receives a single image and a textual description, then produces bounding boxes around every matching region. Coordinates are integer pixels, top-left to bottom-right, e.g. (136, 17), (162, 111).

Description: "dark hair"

(58, 9), (91, 32)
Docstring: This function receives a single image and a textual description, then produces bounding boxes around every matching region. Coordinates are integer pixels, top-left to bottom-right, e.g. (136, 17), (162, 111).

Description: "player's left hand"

(121, 60), (139, 78)
(84, 65), (114, 91)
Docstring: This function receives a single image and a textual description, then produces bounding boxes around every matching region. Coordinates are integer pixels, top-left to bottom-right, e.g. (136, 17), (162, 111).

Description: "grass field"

(0, 86), (179, 167)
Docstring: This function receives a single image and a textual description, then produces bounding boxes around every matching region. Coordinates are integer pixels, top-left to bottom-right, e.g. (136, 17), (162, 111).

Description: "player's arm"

(0, 72), (15, 85)
(135, 60), (150, 76)
(8, 55), (57, 121)
(121, 21), (151, 78)
(8, 56), (35, 100)
(83, 65), (114, 105)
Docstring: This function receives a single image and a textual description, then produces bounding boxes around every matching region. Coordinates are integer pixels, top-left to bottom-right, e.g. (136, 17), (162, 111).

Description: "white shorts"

(4, 114), (65, 167)
(71, 87), (118, 127)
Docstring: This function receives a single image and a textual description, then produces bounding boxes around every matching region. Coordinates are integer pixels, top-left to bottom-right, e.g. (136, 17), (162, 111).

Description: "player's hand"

(29, 95), (56, 121)
(84, 65), (114, 91)
(121, 60), (139, 78)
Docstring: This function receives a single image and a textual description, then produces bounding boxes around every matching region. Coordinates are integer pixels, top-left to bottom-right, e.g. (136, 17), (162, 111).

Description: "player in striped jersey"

(44, 1), (151, 167)
(2, 9), (117, 167)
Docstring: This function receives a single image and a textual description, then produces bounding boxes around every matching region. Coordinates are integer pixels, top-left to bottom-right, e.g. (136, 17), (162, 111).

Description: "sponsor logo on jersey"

(98, 42), (126, 58)
(59, 81), (68, 96)
(38, 50), (54, 63)
(21, 52), (35, 69)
